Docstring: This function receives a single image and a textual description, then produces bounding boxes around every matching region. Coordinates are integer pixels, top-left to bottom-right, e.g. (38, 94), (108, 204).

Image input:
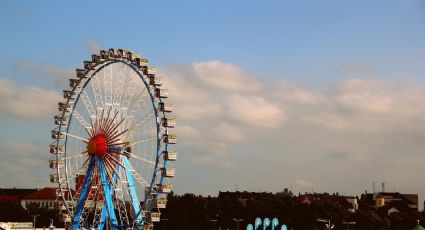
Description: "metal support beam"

(71, 157), (96, 230)
(98, 157), (119, 230)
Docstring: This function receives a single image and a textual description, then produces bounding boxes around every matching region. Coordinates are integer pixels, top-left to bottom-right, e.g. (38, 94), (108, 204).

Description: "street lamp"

(342, 221), (356, 230)
(317, 218), (334, 230)
(31, 215), (40, 230)
(210, 219), (218, 230)
(233, 218), (243, 230)
(161, 218), (168, 230)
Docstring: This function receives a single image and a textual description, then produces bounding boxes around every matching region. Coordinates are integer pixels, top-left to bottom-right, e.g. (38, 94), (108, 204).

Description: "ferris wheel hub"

(87, 134), (107, 157)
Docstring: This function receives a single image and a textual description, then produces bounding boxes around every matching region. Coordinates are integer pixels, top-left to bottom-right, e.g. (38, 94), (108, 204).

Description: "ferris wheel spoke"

(125, 159), (150, 188)
(79, 89), (96, 118)
(125, 109), (156, 135)
(113, 64), (126, 111)
(104, 64), (113, 107)
(127, 87), (149, 118)
(90, 71), (105, 111)
(61, 151), (86, 160)
(128, 135), (157, 147)
(124, 150), (157, 166)
(71, 110), (92, 129)
(120, 69), (139, 117)
(64, 132), (89, 143)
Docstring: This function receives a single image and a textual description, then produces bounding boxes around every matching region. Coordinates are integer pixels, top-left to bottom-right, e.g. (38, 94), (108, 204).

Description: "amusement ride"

(49, 48), (177, 230)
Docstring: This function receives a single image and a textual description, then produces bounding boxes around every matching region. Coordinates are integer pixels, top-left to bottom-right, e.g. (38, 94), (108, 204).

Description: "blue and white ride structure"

(49, 48), (177, 230)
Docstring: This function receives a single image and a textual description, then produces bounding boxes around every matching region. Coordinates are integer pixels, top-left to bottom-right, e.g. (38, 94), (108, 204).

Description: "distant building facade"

(0, 188), (37, 204)
(296, 193), (359, 213)
(361, 192), (418, 215)
(20, 187), (57, 210)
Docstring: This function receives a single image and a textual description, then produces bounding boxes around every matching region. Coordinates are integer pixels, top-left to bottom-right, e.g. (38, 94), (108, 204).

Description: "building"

(361, 192), (418, 211)
(296, 193), (359, 213)
(20, 187), (57, 210)
(0, 188), (37, 204)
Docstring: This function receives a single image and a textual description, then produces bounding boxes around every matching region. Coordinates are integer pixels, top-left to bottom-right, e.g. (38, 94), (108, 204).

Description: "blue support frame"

(98, 157), (119, 229)
(122, 156), (142, 224)
(98, 201), (108, 230)
(71, 156), (120, 230)
(71, 157), (96, 230)
(98, 161), (120, 230)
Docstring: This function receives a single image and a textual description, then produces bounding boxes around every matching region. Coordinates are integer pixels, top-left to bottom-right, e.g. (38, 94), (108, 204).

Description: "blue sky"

(1, 0), (424, 85)
(1, 0), (425, 205)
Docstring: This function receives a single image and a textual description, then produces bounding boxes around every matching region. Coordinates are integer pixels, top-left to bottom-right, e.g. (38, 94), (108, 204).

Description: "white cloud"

(16, 60), (73, 86)
(295, 179), (313, 188)
(0, 78), (61, 118)
(275, 81), (320, 105)
(0, 141), (48, 187)
(345, 61), (373, 73)
(192, 60), (262, 92)
(211, 122), (244, 143)
(226, 94), (285, 128)
(335, 78), (397, 113)
(190, 155), (236, 169)
(83, 40), (102, 54)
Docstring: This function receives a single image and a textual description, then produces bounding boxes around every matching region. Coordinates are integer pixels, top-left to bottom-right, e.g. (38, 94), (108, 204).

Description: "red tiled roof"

(0, 195), (20, 203)
(23, 187), (56, 200)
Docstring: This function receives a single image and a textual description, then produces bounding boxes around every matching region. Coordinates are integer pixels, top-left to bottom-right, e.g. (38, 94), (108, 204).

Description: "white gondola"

(51, 130), (65, 139)
(161, 167), (175, 177)
(155, 88), (169, 98)
(163, 150), (177, 161)
(159, 102), (173, 113)
(50, 144), (64, 154)
(49, 159), (64, 169)
(143, 224), (154, 230)
(163, 134), (177, 144)
(63, 90), (75, 100)
(108, 48), (115, 57)
(136, 58), (148, 68)
(84, 61), (95, 70)
(69, 78), (80, 88)
(100, 50), (109, 59)
(92, 54), (101, 64)
(50, 174), (60, 183)
(54, 114), (68, 126)
(126, 51), (134, 60)
(149, 76), (162, 86)
(147, 67), (156, 75)
(58, 102), (72, 112)
(154, 198), (167, 209)
(162, 118), (176, 128)
(116, 49), (125, 58)
(157, 183), (172, 193)
(76, 68), (88, 78)
(62, 214), (71, 223)
(149, 212), (161, 222)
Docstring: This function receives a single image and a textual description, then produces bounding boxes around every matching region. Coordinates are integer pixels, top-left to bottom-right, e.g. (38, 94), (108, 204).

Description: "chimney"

(382, 182), (385, 193)
(373, 182), (375, 194)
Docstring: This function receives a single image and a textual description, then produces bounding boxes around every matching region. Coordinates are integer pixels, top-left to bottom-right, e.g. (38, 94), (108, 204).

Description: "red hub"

(87, 134), (107, 157)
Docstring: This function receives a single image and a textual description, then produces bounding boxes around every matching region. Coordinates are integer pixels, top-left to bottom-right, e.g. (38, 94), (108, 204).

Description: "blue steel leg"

(122, 156), (142, 224)
(71, 157), (96, 230)
(98, 163), (119, 230)
(97, 201), (108, 230)
(98, 157), (119, 229)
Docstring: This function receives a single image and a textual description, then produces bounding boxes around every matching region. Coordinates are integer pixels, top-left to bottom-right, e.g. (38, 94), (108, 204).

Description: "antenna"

(373, 182), (375, 194)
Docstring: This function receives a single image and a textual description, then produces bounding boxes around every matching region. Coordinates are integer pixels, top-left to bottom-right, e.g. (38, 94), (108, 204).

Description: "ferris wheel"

(49, 48), (177, 230)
